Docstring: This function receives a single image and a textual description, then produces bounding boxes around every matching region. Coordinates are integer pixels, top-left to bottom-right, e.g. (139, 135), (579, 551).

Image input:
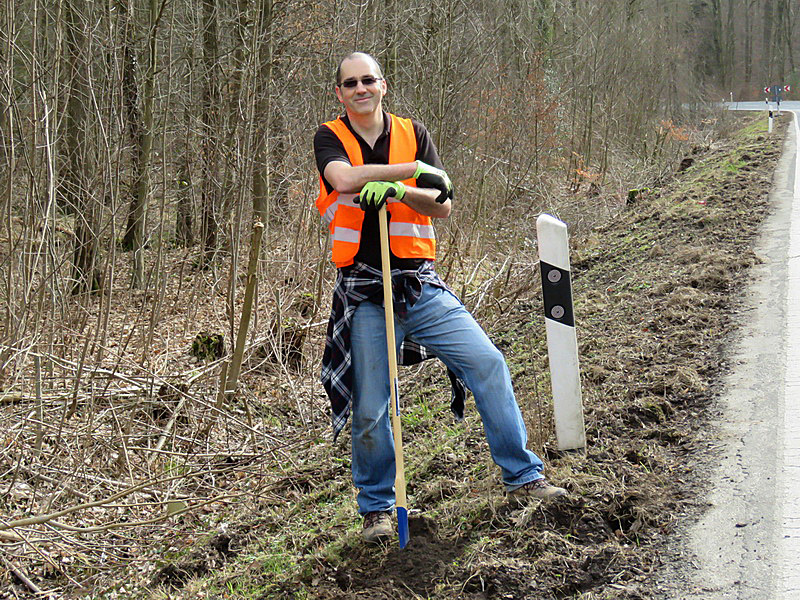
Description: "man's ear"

(335, 85), (343, 103)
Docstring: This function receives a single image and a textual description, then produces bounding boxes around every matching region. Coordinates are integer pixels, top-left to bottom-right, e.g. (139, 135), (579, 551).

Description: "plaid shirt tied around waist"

(321, 260), (466, 441)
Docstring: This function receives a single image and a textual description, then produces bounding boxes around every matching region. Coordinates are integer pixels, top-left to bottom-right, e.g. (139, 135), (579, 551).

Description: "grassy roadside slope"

(87, 112), (787, 600)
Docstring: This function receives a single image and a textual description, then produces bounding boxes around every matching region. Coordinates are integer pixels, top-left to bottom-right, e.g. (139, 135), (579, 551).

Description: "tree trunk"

(120, 0), (141, 252)
(63, 0), (100, 294)
(122, 0), (161, 288)
(252, 0), (273, 225)
(744, 0), (753, 89)
(709, 0), (726, 88)
(1, 0), (16, 330)
(763, 0), (775, 82)
(781, 0), (794, 79)
(176, 158), (195, 247)
(200, 0), (221, 263)
(725, 0), (735, 91)
(774, 0), (786, 82)
(176, 55), (195, 248)
(0, 0), (14, 222)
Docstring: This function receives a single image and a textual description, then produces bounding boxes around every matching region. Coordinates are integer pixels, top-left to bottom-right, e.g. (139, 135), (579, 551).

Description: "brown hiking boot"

(362, 511), (393, 543)
(507, 478), (568, 505)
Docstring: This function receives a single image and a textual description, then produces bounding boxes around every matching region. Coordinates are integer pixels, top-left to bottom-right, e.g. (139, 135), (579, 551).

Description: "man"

(314, 52), (566, 544)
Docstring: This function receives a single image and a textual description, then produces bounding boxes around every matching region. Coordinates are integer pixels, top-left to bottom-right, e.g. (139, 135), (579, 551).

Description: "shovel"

(377, 203), (410, 548)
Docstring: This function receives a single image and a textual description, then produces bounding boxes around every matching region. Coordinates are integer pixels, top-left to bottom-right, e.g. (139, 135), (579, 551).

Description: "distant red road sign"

(765, 86), (771, 93)
(785, 85), (792, 92)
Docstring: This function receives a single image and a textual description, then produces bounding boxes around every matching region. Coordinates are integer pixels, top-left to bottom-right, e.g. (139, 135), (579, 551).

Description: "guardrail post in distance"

(536, 213), (586, 451)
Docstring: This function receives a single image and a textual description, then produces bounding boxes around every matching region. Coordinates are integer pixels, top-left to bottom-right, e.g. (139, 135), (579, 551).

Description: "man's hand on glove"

(354, 181), (406, 211)
(413, 160), (453, 203)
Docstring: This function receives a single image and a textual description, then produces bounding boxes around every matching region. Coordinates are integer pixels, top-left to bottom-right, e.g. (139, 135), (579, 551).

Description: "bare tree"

(200, 0), (222, 264)
(122, 0), (165, 288)
(62, 0), (100, 295)
(0, 0), (16, 335)
(252, 0), (273, 225)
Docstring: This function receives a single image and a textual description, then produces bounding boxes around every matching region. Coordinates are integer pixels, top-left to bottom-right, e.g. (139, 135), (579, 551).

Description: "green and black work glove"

(413, 160), (453, 203)
(355, 181), (406, 211)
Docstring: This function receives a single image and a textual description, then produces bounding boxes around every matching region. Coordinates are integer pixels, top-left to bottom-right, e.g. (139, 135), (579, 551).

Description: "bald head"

(336, 52), (383, 85)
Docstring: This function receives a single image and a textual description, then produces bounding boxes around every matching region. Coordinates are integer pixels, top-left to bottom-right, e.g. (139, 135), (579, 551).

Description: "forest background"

(3, 0), (798, 303)
(0, 0), (799, 597)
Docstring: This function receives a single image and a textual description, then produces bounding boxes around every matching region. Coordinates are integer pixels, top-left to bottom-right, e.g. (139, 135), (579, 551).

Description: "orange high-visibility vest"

(315, 114), (436, 268)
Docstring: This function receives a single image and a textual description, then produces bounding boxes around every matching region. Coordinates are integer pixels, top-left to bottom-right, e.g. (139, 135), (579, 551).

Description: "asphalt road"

(727, 100), (800, 112)
(658, 104), (800, 598)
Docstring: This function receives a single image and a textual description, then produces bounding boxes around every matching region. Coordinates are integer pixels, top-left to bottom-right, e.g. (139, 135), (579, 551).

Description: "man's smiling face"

(335, 55), (387, 118)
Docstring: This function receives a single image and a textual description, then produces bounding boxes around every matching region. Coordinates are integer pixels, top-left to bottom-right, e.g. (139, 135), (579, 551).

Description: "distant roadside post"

(536, 214), (586, 451)
(783, 84), (791, 116)
(764, 84), (791, 131)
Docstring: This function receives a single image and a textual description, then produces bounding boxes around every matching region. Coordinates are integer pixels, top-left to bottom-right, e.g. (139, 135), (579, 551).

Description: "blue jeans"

(350, 283), (544, 515)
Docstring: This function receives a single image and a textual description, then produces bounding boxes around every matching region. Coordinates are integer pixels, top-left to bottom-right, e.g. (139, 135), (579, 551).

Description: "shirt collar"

(341, 111), (391, 144)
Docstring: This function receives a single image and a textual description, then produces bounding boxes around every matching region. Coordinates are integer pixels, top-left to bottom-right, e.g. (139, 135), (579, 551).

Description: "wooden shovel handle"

(378, 206), (409, 547)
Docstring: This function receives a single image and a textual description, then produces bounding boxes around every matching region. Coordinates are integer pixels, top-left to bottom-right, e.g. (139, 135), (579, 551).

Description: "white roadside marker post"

(536, 214), (586, 451)
(770, 105), (774, 133)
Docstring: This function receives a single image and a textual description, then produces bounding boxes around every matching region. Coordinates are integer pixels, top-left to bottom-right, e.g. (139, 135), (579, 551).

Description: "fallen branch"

(45, 493), (239, 533)
(0, 530), (22, 542)
(0, 344), (226, 391)
(0, 464), (236, 532)
(0, 517), (70, 584)
(0, 553), (48, 597)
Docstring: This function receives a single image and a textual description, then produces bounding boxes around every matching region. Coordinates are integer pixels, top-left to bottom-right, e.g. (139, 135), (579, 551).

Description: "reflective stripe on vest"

(321, 193), (358, 225)
(315, 114), (436, 268)
(332, 227), (360, 244)
(390, 222), (436, 238)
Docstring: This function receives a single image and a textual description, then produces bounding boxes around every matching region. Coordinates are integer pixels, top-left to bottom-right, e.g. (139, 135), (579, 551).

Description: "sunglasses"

(339, 76), (383, 88)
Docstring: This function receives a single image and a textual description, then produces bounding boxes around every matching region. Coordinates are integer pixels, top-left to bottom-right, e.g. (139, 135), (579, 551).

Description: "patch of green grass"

(221, 577), (273, 598)
(257, 550), (294, 574)
(402, 398), (436, 429)
(723, 157), (746, 173)
(735, 113), (772, 138)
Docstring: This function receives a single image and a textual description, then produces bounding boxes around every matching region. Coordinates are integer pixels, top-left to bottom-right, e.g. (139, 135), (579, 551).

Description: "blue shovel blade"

(397, 506), (409, 548)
